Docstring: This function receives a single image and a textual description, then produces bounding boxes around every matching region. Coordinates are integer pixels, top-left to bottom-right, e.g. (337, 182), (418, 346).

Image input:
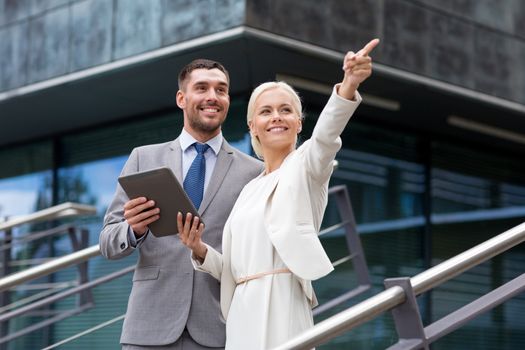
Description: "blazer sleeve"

(99, 148), (140, 260)
(191, 243), (223, 281)
(191, 217), (237, 320)
(303, 85), (362, 183)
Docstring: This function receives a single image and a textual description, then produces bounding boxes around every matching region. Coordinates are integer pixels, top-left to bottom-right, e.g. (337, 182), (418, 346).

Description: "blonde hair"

(246, 81), (303, 159)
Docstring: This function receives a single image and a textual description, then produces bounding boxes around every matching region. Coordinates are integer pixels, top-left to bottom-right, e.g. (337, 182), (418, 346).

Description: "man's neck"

(183, 127), (220, 143)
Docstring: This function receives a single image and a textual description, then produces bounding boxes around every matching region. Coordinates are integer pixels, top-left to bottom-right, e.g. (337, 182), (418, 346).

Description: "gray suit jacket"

(99, 138), (262, 347)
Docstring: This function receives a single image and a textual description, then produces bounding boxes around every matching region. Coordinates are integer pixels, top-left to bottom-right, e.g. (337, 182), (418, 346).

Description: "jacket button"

(120, 242), (126, 249)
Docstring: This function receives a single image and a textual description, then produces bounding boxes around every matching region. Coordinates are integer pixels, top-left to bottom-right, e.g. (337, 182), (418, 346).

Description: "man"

(99, 59), (263, 349)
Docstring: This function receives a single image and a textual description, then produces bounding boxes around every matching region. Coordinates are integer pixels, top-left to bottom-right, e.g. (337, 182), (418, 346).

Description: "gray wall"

(1, 0), (525, 103)
(246, 0), (525, 104)
(0, 0), (245, 91)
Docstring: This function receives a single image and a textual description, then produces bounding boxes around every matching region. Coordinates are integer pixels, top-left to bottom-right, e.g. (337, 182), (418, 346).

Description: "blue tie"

(184, 143), (210, 209)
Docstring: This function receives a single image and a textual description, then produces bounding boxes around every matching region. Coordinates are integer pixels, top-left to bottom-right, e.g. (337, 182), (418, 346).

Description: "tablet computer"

(118, 167), (200, 237)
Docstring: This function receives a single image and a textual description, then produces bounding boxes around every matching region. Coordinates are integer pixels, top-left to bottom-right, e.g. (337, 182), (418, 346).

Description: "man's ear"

(176, 90), (185, 109)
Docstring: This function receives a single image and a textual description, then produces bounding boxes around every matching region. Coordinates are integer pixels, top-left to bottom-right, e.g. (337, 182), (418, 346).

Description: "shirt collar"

(180, 128), (223, 155)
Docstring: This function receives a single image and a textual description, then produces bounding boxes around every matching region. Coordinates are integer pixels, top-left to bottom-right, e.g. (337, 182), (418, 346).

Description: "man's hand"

(177, 212), (207, 262)
(123, 197), (160, 237)
(339, 38), (380, 100)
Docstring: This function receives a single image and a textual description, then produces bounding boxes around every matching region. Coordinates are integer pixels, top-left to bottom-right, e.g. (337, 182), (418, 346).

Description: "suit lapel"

(199, 140), (234, 215)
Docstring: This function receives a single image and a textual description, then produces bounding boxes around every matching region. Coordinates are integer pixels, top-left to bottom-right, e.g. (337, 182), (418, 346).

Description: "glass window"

(430, 141), (525, 349)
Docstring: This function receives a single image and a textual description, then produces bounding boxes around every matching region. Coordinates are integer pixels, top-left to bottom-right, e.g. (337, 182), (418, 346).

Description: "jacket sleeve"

(191, 243), (223, 281)
(193, 215), (237, 320)
(99, 148), (140, 260)
(303, 85), (361, 183)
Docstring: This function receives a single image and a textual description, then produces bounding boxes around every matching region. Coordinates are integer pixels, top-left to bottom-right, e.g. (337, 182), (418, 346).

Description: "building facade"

(0, 0), (524, 349)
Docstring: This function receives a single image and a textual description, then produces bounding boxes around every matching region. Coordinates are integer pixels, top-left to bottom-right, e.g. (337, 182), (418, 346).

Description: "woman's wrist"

(193, 244), (208, 262)
(337, 81), (359, 101)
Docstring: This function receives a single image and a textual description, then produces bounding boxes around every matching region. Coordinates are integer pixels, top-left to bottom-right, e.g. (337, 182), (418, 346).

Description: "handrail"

(411, 221), (525, 294)
(0, 245), (100, 292)
(0, 224), (77, 253)
(0, 266), (134, 323)
(0, 202), (97, 231)
(273, 221), (525, 350)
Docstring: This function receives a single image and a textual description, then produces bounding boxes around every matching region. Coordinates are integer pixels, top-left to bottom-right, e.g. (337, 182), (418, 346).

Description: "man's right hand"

(123, 197), (160, 237)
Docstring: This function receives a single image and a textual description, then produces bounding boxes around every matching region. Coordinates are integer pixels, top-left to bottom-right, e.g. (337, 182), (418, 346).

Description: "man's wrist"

(133, 229), (147, 238)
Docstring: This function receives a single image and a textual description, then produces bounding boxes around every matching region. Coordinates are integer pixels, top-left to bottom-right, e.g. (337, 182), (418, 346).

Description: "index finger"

(124, 197), (148, 210)
(358, 38), (380, 56)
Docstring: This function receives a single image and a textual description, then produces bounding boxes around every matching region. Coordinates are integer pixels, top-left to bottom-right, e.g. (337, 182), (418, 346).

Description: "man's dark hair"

(178, 59), (230, 90)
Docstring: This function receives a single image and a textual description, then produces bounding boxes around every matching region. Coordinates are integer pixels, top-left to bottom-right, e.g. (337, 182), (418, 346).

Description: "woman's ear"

(248, 121), (257, 137)
(297, 119), (302, 134)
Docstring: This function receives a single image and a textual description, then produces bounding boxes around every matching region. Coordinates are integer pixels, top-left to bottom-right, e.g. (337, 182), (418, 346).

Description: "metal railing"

(0, 202), (98, 347)
(0, 245), (101, 293)
(0, 202), (97, 232)
(3, 201), (524, 349)
(273, 221), (525, 349)
(315, 185), (371, 315)
(0, 264), (134, 345)
(0, 185), (370, 348)
(0, 187), (365, 294)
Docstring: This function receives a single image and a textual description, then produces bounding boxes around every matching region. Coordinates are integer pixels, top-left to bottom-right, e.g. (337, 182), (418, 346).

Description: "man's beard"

(188, 114), (223, 133)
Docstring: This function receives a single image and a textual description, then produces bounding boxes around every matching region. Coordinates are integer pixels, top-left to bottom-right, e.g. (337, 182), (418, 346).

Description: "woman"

(178, 39), (379, 349)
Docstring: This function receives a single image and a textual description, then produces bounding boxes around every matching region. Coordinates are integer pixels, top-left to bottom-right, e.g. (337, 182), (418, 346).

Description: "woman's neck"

(262, 147), (294, 174)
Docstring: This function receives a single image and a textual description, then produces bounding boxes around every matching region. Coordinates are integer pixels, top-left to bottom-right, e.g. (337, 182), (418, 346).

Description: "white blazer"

(194, 85), (362, 320)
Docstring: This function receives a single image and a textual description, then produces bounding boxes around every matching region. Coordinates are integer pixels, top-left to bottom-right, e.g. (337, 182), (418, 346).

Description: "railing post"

(0, 224), (12, 350)
(67, 228), (93, 306)
(384, 277), (429, 350)
(314, 186), (372, 316)
(421, 139), (433, 325)
(332, 186), (370, 285)
(79, 228), (93, 305)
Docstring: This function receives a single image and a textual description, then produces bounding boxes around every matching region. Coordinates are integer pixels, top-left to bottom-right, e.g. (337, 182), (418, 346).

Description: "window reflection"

(431, 168), (525, 223)
(0, 172), (52, 218)
(57, 156), (128, 214)
(0, 171), (53, 262)
(331, 147), (425, 232)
